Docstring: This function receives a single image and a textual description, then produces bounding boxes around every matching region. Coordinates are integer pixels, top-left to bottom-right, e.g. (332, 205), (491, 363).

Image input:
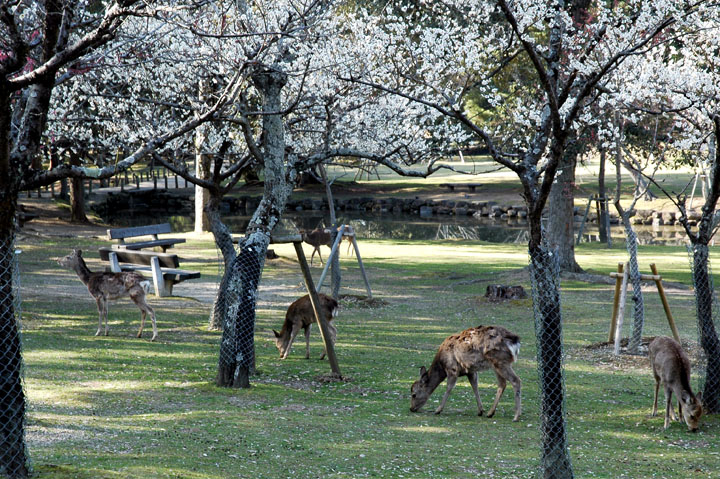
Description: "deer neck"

(426, 359), (448, 392)
(73, 256), (93, 286)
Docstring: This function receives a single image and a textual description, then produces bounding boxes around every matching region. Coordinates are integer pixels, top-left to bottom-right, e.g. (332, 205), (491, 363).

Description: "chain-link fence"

(623, 224), (645, 354)
(216, 235), (267, 388)
(1, 235), (29, 478)
(688, 244), (720, 413)
(529, 244), (573, 479)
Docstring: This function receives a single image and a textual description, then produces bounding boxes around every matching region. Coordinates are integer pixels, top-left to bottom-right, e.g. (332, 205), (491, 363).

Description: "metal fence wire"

(216, 234), (267, 388)
(1, 235), (29, 478)
(624, 226), (646, 354)
(688, 244), (720, 414)
(528, 244), (573, 479)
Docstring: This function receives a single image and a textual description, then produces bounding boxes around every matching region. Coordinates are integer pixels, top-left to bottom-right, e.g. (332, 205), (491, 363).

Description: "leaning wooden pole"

(349, 230), (373, 299)
(317, 224), (347, 290)
(608, 263), (624, 343)
(650, 263), (681, 342)
(293, 241), (342, 377)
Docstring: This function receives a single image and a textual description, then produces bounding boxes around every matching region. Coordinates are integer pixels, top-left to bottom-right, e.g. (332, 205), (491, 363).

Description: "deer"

(649, 336), (703, 432)
(57, 249), (158, 341)
(300, 228), (353, 266)
(273, 293), (339, 359)
(410, 325), (522, 421)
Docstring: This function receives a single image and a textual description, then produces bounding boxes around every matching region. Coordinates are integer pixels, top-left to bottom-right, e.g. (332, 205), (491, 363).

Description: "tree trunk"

(547, 149), (582, 273)
(597, 149), (609, 244)
(528, 225), (573, 479)
(207, 195), (237, 331)
(216, 67), (292, 388)
(691, 244), (720, 413)
(194, 127), (211, 233)
(69, 153), (88, 223)
(216, 236), (266, 388)
(320, 165), (341, 298)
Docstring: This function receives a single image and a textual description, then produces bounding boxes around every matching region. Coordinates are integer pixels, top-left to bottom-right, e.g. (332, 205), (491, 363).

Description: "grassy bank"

(16, 233), (720, 478)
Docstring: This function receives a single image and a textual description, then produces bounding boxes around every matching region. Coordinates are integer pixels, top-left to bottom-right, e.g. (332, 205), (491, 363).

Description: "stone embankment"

(92, 189), (691, 227)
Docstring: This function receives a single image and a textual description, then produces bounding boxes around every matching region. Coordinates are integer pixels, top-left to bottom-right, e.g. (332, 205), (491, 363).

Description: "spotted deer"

(301, 228), (352, 266)
(273, 293), (339, 359)
(649, 336), (703, 431)
(58, 249), (158, 341)
(410, 325), (521, 421)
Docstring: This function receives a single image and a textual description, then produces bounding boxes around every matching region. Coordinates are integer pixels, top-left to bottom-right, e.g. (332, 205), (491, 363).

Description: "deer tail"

(140, 280), (152, 294)
(505, 338), (520, 362)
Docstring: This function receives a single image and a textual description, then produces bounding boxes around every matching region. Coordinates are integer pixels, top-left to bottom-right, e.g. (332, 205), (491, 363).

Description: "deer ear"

(272, 329), (280, 338)
(419, 366), (427, 377)
(75, 249), (82, 256)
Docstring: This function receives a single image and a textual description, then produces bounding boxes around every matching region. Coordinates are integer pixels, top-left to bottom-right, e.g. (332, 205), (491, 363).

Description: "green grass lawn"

(16, 233), (720, 478)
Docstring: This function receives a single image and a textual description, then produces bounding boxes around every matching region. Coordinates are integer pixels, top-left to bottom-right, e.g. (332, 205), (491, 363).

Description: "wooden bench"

(98, 247), (200, 297)
(439, 183), (483, 192)
(107, 223), (185, 252)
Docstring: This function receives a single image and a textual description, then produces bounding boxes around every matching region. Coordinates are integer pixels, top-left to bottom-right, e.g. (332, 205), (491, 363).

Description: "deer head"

(272, 329), (291, 358)
(58, 248), (83, 269)
(410, 366), (432, 412)
(682, 391), (703, 432)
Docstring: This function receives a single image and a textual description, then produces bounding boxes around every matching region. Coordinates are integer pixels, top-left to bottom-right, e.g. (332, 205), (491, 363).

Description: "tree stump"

(485, 284), (527, 301)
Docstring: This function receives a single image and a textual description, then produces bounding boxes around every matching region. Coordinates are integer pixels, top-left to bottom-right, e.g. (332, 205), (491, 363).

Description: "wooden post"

(317, 225), (347, 290)
(349, 229), (373, 299)
(614, 263), (629, 355)
(293, 242), (342, 377)
(650, 263), (681, 342)
(576, 195), (594, 245)
(608, 263), (624, 342)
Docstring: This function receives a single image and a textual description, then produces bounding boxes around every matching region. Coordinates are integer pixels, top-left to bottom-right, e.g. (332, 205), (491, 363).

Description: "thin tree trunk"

(69, 153), (88, 223)
(597, 148), (609, 244)
(320, 165), (341, 298)
(194, 126), (211, 233)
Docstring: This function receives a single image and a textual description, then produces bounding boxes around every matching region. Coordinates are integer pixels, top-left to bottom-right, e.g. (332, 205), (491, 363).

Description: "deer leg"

(282, 324), (302, 359)
(435, 374), (457, 415)
(489, 365), (522, 421)
(319, 320), (336, 360)
(664, 387), (674, 429)
(652, 375), (660, 417)
(95, 297), (105, 336)
(304, 325), (311, 359)
(316, 247), (324, 265)
(130, 290), (157, 341)
(467, 372), (484, 416)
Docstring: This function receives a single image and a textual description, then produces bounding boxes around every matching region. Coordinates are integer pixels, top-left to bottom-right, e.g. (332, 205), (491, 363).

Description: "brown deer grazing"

(301, 228), (352, 266)
(273, 293), (339, 359)
(410, 325), (521, 421)
(649, 336), (703, 431)
(58, 249), (158, 341)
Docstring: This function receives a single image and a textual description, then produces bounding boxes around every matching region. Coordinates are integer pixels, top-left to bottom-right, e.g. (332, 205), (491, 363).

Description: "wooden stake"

(649, 263), (681, 342)
(613, 263), (629, 355)
(293, 242), (342, 377)
(608, 263), (624, 343)
(317, 224), (347, 290)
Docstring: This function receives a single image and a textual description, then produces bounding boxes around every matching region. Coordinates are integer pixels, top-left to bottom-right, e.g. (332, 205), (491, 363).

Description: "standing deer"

(410, 325), (522, 421)
(649, 336), (703, 431)
(273, 293), (339, 359)
(57, 249), (158, 341)
(301, 228), (352, 266)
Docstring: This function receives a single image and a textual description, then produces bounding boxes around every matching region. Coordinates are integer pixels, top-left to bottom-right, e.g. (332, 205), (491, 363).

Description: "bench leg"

(108, 252), (122, 273)
(150, 256), (168, 297)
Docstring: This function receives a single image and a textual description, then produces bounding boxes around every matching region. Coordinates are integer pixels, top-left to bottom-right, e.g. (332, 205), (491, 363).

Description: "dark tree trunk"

(692, 245), (720, 413)
(547, 149), (582, 273)
(69, 153), (88, 223)
(597, 149), (609, 244)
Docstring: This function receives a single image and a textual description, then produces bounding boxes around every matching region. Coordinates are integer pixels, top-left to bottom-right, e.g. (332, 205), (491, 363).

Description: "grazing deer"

(410, 325), (521, 421)
(57, 249), (158, 341)
(301, 228), (352, 266)
(273, 293), (339, 359)
(649, 336), (703, 431)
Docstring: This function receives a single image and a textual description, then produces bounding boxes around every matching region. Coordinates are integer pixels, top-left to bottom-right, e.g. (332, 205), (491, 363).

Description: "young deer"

(649, 336), (703, 431)
(273, 293), (339, 359)
(301, 228), (352, 266)
(58, 249), (158, 341)
(410, 325), (522, 421)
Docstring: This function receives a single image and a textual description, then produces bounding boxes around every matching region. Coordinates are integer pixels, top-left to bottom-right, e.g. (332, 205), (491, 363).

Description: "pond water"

(116, 210), (693, 246)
